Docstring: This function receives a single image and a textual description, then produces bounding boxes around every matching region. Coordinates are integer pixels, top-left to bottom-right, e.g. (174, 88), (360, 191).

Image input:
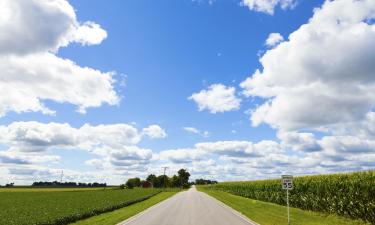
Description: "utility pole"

(60, 170), (63, 183)
(162, 167), (169, 189)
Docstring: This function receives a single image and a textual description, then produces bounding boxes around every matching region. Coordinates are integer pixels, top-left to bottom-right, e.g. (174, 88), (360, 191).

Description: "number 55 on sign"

(282, 175), (293, 190)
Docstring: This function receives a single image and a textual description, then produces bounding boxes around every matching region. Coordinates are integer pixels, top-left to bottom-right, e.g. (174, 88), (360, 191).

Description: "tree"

(170, 175), (180, 188)
(160, 175), (170, 188)
(125, 177), (141, 189)
(177, 169), (190, 188)
(146, 174), (157, 187)
(195, 179), (218, 185)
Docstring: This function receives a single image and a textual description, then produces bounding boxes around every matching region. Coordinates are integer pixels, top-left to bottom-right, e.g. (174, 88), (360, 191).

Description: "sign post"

(282, 175), (293, 225)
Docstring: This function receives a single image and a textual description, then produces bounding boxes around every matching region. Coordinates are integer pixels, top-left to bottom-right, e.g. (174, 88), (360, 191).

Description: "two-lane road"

(118, 186), (257, 225)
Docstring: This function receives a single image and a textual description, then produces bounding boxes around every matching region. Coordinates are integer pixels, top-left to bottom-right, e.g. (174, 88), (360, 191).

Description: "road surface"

(118, 186), (257, 225)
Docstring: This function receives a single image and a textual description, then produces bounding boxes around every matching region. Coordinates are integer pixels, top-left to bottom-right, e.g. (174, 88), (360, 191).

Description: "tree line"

(32, 181), (107, 187)
(124, 168), (191, 189)
(194, 179), (218, 185)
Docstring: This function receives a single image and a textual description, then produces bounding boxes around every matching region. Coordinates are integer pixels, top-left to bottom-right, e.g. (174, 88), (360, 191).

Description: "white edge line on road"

(117, 191), (182, 225)
(199, 191), (260, 225)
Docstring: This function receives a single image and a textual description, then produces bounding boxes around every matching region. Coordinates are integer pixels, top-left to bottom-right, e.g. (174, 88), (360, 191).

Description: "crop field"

(0, 188), (160, 225)
(201, 170), (374, 224)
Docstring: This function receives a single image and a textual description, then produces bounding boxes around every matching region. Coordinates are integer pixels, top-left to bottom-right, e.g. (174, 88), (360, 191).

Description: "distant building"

(141, 181), (152, 188)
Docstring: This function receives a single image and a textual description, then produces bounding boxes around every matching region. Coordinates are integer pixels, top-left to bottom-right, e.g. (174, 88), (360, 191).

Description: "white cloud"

(265, 33), (284, 47)
(241, 0), (375, 131)
(278, 131), (321, 152)
(73, 21), (108, 46)
(159, 148), (206, 164)
(0, 121), (169, 184)
(109, 146), (153, 167)
(242, 0), (297, 15)
(0, 0), (117, 116)
(182, 127), (210, 137)
(196, 140), (281, 157)
(0, 122), (141, 153)
(0, 0), (107, 55)
(189, 84), (241, 113)
(142, 125), (167, 139)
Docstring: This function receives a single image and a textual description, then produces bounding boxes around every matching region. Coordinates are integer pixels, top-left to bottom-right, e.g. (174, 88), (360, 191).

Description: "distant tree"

(125, 177), (141, 189)
(170, 175), (180, 188)
(177, 169), (190, 188)
(146, 174), (157, 187)
(195, 179), (218, 185)
(31, 181), (106, 187)
(155, 175), (169, 188)
(5, 182), (14, 187)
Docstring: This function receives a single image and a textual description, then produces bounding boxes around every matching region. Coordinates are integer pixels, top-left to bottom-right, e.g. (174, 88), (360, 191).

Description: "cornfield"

(202, 170), (375, 224)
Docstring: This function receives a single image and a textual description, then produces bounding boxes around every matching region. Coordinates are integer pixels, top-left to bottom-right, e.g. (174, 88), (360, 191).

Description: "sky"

(1, 0), (375, 185)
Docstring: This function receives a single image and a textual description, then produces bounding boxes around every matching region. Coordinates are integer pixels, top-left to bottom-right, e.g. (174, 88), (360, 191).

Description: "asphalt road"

(118, 186), (257, 225)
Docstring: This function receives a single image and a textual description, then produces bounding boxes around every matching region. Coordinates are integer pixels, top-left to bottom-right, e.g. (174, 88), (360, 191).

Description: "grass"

(198, 187), (369, 225)
(71, 191), (179, 225)
(0, 188), (160, 225)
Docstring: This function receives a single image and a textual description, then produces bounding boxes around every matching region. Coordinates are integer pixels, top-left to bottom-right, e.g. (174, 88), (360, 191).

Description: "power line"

(162, 166), (169, 189)
(60, 170), (63, 183)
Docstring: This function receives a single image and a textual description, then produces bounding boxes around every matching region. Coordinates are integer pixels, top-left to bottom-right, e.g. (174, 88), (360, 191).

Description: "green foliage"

(124, 168), (191, 189)
(177, 169), (190, 188)
(125, 177), (141, 189)
(202, 170), (374, 224)
(169, 175), (180, 188)
(0, 188), (160, 225)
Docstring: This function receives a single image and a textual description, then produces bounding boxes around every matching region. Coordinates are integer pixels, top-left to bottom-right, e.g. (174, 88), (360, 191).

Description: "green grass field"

(198, 187), (369, 225)
(0, 188), (160, 225)
(71, 191), (179, 225)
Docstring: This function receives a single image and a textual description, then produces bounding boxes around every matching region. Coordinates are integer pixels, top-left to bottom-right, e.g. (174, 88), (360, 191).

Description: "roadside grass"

(70, 191), (179, 225)
(198, 188), (369, 225)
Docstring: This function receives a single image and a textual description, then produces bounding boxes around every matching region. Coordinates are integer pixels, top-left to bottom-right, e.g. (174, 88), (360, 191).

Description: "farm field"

(198, 187), (369, 225)
(200, 170), (374, 224)
(0, 188), (160, 225)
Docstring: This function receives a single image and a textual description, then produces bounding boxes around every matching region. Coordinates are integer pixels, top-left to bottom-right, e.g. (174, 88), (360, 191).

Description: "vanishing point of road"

(118, 186), (258, 225)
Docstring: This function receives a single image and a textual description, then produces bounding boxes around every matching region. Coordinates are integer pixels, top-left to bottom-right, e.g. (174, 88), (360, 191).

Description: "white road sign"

(282, 175), (293, 190)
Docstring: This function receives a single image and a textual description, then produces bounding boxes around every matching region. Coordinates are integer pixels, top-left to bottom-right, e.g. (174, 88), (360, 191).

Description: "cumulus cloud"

(241, 0), (375, 131)
(265, 33), (284, 47)
(182, 127), (210, 137)
(196, 140), (280, 157)
(0, 121), (141, 153)
(242, 0), (297, 15)
(0, 122), (168, 176)
(0, 0), (117, 116)
(0, 0), (107, 55)
(278, 131), (321, 152)
(189, 84), (241, 113)
(159, 149), (206, 164)
(142, 125), (167, 139)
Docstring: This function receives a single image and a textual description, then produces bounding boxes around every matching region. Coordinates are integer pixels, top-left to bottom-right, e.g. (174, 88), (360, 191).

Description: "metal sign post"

(282, 175), (293, 225)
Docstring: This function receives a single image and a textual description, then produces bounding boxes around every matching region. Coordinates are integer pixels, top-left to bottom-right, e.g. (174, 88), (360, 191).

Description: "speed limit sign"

(282, 175), (293, 225)
(282, 175), (293, 190)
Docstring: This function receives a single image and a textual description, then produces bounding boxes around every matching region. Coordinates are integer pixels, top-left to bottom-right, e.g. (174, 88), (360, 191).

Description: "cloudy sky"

(1, 0), (375, 185)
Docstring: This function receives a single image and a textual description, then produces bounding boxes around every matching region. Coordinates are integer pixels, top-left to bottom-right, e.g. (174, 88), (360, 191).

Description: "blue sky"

(1, 0), (375, 184)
